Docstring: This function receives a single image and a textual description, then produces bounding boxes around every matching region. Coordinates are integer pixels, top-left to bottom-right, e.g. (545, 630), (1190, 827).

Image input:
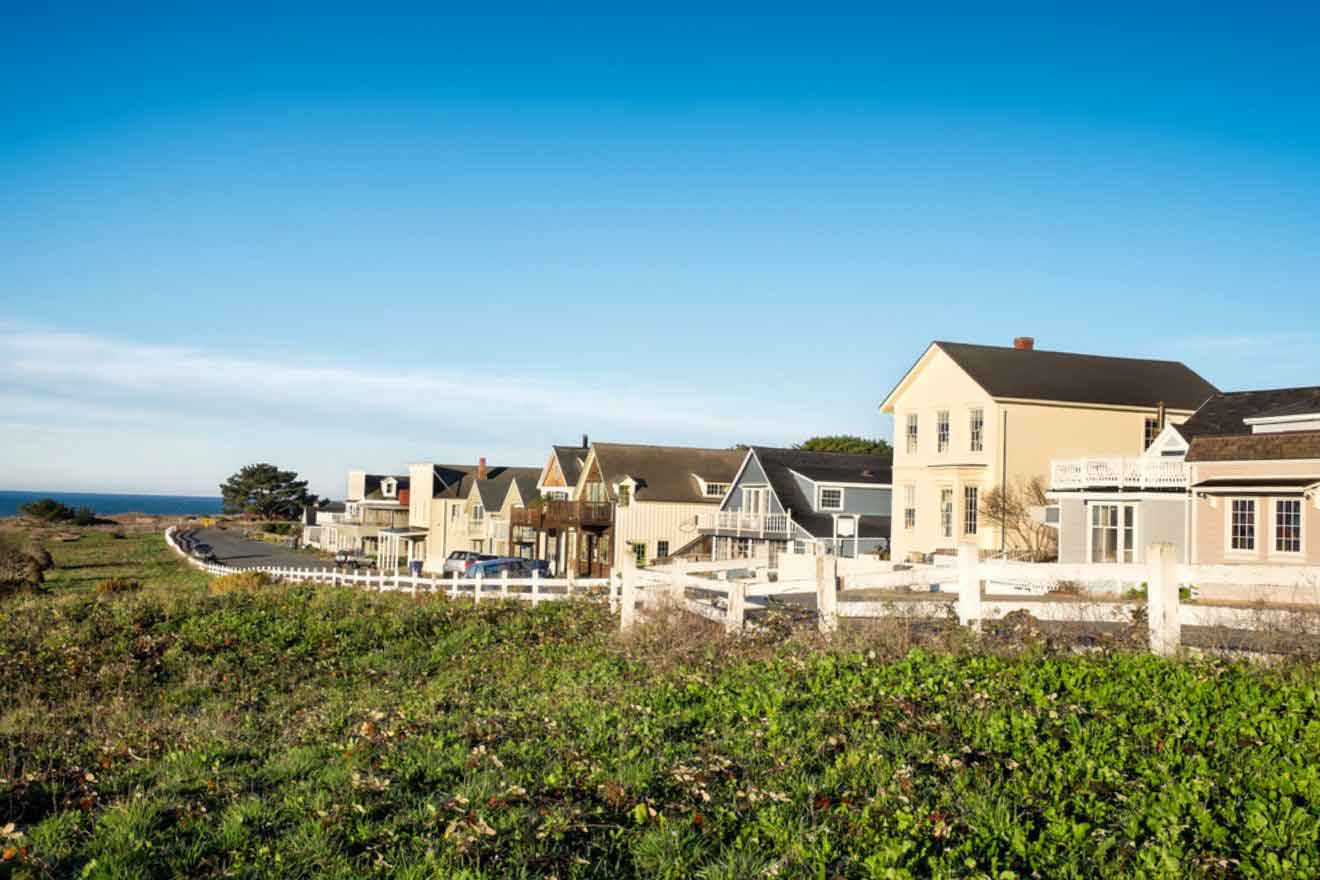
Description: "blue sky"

(3, 3), (1319, 496)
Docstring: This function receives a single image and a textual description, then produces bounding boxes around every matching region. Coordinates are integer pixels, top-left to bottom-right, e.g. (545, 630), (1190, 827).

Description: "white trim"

(786, 468), (890, 490)
(720, 449), (757, 512)
(817, 486), (845, 511)
(1243, 412), (1320, 425)
(1085, 501), (1140, 564)
(1224, 496), (1258, 557)
(1046, 490), (1188, 502)
(1271, 497), (1305, 557)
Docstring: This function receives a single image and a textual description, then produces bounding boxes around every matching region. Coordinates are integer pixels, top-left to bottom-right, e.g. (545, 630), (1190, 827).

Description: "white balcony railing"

(1050, 457), (1188, 491)
(709, 510), (792, 536)
(468, 517), (509, 540)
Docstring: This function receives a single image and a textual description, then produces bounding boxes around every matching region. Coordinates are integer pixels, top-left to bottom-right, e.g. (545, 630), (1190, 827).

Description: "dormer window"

(382, 478), (397, 498)
(703, 481), (730, 498)
(818, 487), (844, 511)
(617, 484), (632, 507)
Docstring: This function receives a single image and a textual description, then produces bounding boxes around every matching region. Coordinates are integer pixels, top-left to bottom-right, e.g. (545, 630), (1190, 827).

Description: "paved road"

(189, 527), (334, 570)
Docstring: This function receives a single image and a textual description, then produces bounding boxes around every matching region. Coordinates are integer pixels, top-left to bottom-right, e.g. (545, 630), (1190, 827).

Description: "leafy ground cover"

(0, 546), (1317, 878)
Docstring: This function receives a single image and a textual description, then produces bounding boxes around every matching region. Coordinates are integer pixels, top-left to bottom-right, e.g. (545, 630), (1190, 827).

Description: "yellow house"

(880, 338), (1217, 561)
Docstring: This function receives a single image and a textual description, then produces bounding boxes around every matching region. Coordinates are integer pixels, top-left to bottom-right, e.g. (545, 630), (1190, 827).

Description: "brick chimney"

(1013, 336), (1035, 351)
(477, 457), (488, 480)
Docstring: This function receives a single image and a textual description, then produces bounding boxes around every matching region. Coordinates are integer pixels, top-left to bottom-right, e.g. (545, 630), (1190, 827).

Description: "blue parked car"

(464, 557), (548, 578)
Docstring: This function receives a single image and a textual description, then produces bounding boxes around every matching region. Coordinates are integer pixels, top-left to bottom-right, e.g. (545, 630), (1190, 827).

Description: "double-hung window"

(937, 410), (950, 453)
(1089, 503), (1136, 563)
(939, 488), (954, 539)
(969, 408), (984, 453)
(1230, 499), (1256, 552)
(1144, 417), (1159, 450)
(903, 485), (916, 530)
(963, 487), (979, 535)
(1275, 499), (1302, 553)
(905, 414), (919, 454)
(819, 487), (844, 511)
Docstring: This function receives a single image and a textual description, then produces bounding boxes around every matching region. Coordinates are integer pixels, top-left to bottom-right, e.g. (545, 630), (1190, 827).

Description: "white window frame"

(818, 486), (845, 511)
(1226, 497), (1257, 555)
(1143, 417), (1159, 451)
(1087, 502), (1139, 564)
(936, 410), (950, 454)
(903, 485), (916, 531)
(472, 503), (484, 522)
(969, 408), (984, 453)
(905, 413), (919, 455)
(963, 486), (978, 536)
(742, 487), (768, 515)
(939, 488), (954, 539)
(704, 482), (729, 498)
(1273, 498), (1303, 556)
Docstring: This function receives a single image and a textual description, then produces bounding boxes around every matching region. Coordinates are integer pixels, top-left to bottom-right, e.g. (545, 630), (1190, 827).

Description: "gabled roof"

(470, 466), (543, 509)
(589, 443), (743, 504)
(882, 341), (1217, 412)
(550, 445), (587, 487)
(1178, 387), (1320, 440)
(1186, 430), (1320, 463)
(745, 447), (893, 539)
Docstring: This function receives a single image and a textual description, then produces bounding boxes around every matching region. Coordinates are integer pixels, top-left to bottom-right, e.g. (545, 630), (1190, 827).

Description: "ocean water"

(0, 490), (224, 518)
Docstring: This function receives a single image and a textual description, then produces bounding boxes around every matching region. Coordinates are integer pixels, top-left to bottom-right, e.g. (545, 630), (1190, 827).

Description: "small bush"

(210, 571), (276, 594)
(95, 577), (142, 595)
(73, 506), (98, 526)
(19, 497), (77, 522)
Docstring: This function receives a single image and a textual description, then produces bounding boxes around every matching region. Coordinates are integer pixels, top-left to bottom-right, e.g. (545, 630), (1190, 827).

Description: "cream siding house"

(881, 338), (1217, 562)
(403, 460), (539, 573)
(592, 443), (744, 568)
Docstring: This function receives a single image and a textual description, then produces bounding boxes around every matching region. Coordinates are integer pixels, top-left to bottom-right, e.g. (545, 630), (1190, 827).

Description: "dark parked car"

(191, 544), (217, 563)
(465, 557), (541, 578)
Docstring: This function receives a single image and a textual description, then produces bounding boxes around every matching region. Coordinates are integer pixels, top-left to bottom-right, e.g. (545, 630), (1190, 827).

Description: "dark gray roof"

(363, 475), (409, 501)
(591, 443), (744, 503)
(551, 445), (587, 487)
(1192, 477), (1318, 490)
(930, 341), (1218, 410)
(748, 447), (893, 539)
(1178, 387), (1320, 440)
(474, 466), (543, 509)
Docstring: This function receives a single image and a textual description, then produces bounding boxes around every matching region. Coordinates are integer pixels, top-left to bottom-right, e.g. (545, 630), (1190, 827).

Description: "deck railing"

(706, 510), (792, 536)
(1050, 457), (1188, 490)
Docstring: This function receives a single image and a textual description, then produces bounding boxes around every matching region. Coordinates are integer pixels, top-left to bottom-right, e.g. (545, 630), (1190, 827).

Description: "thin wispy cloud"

(0, 326), (807, 494)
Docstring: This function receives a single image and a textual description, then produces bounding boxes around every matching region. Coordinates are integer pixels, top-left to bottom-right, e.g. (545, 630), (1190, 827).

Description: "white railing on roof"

(1050, 457), (1188, 491)
(708, 510), (792, 536)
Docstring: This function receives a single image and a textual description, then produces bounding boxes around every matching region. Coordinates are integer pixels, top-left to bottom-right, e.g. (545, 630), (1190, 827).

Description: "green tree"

(18, 497), (77, 522)
(795, 435), (893, 459)
(220, 464), (316, 520)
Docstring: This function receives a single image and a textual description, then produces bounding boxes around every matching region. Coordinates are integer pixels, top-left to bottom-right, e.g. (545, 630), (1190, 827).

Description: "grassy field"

(1, 537), (1319, 878)
(24, 528), (212, 595)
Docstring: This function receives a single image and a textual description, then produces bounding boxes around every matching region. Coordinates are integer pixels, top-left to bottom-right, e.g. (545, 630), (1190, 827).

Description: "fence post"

(1147, 543), (1180, 656)
(410, 573), (418, 599)
(474, 572), (483, 604)
(501, 571), (510, 599)
(815, 554), (838, 635)
(620, 552), (638, 630)
(532, 570), (541, 605)
(956, 543), (981, 632)
(726, 579), (746, 633)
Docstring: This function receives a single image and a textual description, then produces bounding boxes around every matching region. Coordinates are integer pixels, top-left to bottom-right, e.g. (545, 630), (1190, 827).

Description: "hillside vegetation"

(1, 553), (1318, 879)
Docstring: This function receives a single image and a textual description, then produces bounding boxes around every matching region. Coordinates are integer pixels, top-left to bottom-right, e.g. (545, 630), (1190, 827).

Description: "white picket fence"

(621, 544), (1320, 656)
(165, 527), (620, 605)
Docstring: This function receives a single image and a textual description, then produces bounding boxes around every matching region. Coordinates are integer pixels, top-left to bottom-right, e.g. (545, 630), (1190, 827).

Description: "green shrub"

(18, 497), (76, 522)
(209, 570), (276, 594)
(73, 505), (97, 526)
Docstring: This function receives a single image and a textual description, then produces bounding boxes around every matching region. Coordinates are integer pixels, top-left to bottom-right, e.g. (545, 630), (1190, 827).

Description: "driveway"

(189, 527), (334, 571)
